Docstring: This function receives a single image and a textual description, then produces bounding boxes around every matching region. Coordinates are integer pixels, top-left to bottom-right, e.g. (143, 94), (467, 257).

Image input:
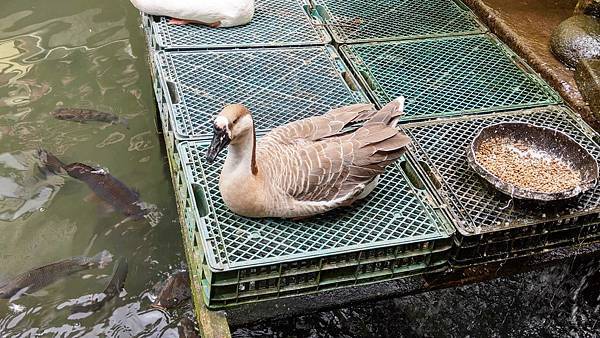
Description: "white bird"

(130, 0), (255, 27)
(206, 98), (411, 219)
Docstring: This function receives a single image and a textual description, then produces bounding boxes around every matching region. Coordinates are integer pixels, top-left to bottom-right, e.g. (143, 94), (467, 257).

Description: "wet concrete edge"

(463, 0), (600, 130)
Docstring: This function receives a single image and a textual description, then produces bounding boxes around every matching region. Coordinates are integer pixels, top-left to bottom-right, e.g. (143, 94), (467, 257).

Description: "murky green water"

(0, 0), (187, 335)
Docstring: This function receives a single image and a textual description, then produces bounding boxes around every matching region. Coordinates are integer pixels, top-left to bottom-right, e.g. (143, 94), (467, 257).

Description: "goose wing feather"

(263, 103), (377, 145)
(259, 99), (410, 203)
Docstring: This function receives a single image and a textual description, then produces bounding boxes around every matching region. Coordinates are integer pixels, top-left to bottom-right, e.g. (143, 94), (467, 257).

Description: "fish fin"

(9, 286), (31, 302)
(120, 118), (129, 130)
(92, 250), (113, 269)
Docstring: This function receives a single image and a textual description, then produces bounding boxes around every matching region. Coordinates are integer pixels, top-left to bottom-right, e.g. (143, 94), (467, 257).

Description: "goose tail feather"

(365, 96), (405, 126)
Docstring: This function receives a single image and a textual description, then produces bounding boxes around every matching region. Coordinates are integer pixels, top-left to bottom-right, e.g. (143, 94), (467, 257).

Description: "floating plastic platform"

(313, 0), (485, 43)
(174, 141), (453, 308)
(144, 0), (330, 50)
(148, 46), (455, 307)
(154, 46), (368, 140)
(403, 106), (600, 265)
(140, 0), (600, 316)
(341, 34), (561, 122)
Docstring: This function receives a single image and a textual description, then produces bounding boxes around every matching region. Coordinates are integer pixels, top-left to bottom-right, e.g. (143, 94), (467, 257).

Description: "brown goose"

(206, 97), (411, 218)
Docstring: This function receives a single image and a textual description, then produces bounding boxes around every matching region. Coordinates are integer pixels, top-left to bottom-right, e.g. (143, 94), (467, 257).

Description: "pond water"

(0, 0), (188, 336)
(0, 0), (599, 337)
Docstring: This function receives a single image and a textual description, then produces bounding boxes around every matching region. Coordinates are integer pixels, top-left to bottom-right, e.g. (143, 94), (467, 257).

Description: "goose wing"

(262, 103), (377, 145)
(260, 99), (411, 202)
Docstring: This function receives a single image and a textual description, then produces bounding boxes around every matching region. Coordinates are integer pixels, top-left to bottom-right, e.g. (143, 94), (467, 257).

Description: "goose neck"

(224, 127), (258, 176)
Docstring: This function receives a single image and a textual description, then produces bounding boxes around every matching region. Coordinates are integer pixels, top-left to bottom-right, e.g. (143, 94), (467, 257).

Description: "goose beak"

(206, 126), (230, 164)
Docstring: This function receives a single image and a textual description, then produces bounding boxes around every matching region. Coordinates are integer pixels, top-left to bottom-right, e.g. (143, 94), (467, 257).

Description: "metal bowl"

(466, 122), (599, 201)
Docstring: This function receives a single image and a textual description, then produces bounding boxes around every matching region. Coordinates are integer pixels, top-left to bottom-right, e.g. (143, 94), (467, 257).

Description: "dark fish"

(50, 108), (129, 128)
(37, 148), (66, 175)
(36, 150), (147, 219)
(151, 271), (191, 309)
(0, 250), (112, 299)
(71, 257), (128, 313)
(178, 317), (200, 338)
(63, 163), (147, 218)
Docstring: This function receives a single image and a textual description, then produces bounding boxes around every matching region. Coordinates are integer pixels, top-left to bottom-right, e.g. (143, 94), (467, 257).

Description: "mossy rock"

(575, 58), (600, 118)
(575, 0), (600, 17)
(551, 15), (600, 68)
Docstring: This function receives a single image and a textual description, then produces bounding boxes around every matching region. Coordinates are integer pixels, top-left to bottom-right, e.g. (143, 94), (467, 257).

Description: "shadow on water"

(0, 0), (599, 337)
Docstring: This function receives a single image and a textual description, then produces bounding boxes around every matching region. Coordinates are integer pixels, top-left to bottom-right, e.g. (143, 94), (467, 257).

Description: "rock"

(575, 0), (600, 17)
(575, 58), (600, 117)
(551, 15), (600, 68)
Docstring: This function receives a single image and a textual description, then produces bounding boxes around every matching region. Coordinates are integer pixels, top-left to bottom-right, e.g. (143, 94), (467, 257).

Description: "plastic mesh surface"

(403, 107), (600, 235)
(179, 141), (451, 270)
(314, 0), (483, 43)
(158, 47), (368, 140)
(341, 35), (560, 122)
(150, 0), (329, 49)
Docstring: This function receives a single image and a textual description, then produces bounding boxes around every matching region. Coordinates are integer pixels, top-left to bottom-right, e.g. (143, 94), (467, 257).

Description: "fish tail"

(92, 250), (113, 269)
(37, 149), (66, 174)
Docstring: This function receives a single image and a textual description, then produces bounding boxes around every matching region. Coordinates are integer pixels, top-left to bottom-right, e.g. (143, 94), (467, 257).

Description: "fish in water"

(0, 250), (112, 300)
(63, 163), (147, 219)
(71, 257), (128, 313)
(37, 151), (148, 219)
(151, 271), (191, 309)
(178, 317), (200, 338)
(50, 108), (129, 129)
(38, 149), (148, 219)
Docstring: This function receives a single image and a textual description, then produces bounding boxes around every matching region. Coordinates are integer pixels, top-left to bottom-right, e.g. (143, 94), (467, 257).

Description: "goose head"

(206, 104), (253, 163)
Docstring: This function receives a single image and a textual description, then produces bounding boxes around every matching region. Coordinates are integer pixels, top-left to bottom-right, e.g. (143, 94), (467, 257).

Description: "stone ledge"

(463, 0), (600, 130)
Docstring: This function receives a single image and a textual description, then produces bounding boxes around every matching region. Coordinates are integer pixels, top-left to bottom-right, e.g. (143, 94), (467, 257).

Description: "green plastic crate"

(402, 106), (600, 266)
(341, 34), (561, 122)
(146, 0), (330, 50)
(312, 0), (485, 43)
(172, 140), (454, 308)
(154, 46), (369, 140)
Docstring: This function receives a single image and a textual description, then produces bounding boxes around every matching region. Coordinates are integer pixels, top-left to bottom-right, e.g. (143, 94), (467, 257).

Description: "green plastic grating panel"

(149, 0), (330, 50)
(153, 62), (453, 302)
(403, 106), (600, 238)
(155, 46), (368, 140)
(313, 0), (484, 43)
(177, 141), (453, 270)
(167, 144), (452, 309)
(451, 222), (600, 265)
(341, 35), (561, 122)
